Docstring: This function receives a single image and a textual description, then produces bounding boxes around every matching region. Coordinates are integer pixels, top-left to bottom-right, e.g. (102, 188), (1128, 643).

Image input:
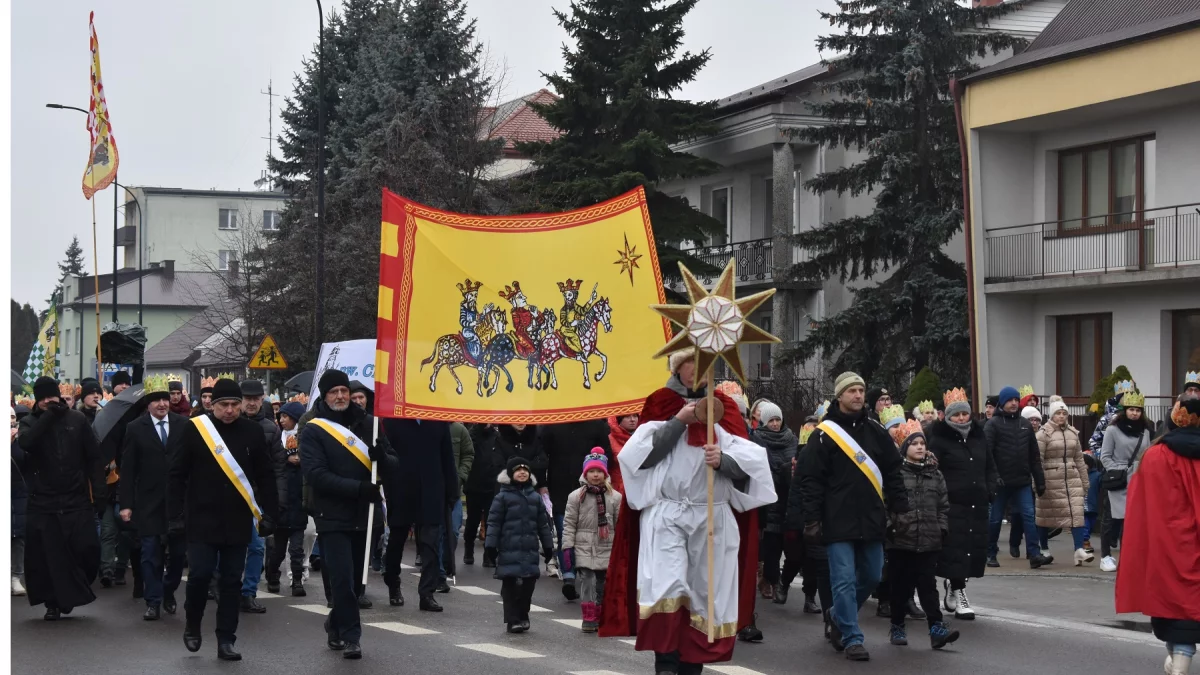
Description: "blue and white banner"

(307, 339), (377, 409)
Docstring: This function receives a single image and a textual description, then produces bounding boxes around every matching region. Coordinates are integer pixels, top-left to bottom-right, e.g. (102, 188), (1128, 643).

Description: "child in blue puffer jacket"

(486, 456), (555, 634)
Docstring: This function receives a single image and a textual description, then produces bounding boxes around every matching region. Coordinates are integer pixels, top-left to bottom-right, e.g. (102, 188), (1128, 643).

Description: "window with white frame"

(218, 208), (238, 230)
(708, 186), (731, 246)
(262, 210), (281, 231)
(64, 328), (71, 356)
(218, 250), (238, 271)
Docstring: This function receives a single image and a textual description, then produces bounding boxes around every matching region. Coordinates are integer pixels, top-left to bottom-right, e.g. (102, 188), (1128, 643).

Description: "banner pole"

(706, 368), (716, 644)
(362, 416), (379, 585)
(90, 177), (103, 384)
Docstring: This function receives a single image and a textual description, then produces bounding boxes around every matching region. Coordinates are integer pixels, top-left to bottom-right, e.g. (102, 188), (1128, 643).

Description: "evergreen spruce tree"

(903, 366), (942, 411)
(516, 0), (726, 274)
(46, 236), (86, 307)
(11, 299), (40, 371)
(780, 0), (1021, 389)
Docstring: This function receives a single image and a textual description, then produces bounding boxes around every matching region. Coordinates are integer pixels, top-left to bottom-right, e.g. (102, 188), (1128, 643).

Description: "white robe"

(617, 422), (776, 639)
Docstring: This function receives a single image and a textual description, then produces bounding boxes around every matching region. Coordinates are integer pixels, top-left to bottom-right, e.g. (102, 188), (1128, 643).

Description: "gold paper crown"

(799, 425), (814, 445)
(1171, 401), (1200, 428)
(216, 372), (237, 381)
(1018, 384), (1035, 399)
(498, 281), (523, 302)
(59, 383), (80, 398)
(943, 387), (968, 407)
(1119, 389), (1145, 408)
(456, 278), (482, 295)
(143, 374), (171, 396)
(201, 375), (218, 389)
(556, 278), (583, 293)
(288, 392), (309, 405)
(165, 373), (183, 384)
(1185, 371), (1200, 387)
(918, 400), (935, 415)
(714, 380), (745, 400)
(890, 419), (925, 447)
(879, 404), (906, 429)
(15, 396), (34, 408)
(815, 400), (830, 421)
(1114, 379), (1136, 395)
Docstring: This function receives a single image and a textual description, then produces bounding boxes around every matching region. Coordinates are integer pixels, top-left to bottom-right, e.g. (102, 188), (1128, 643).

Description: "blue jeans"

(241, 522), (265, 597)
(141, 533), (187, 607)
(826, 540), (884, 648)
(438, 499), (464, 578)
(1168, 642), (1197, 657)
(554, 512), (574, 581)
(1082, 469), (1102, 542)
(1039, 526), (1086, 551)
(989, 485), (1041, 559)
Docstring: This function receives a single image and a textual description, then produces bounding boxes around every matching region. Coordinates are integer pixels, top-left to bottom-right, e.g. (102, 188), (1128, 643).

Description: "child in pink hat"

(562, 450), (623, 632)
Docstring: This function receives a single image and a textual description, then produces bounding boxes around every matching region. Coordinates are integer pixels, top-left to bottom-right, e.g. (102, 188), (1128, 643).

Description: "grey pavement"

(11, 536), (1165, 675)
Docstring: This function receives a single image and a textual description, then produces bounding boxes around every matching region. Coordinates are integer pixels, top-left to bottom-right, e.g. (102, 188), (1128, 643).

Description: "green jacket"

(450, 422), (474, 488)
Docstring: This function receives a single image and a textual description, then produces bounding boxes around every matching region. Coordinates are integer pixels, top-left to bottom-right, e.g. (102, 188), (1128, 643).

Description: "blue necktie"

(157, 420), (168, 446)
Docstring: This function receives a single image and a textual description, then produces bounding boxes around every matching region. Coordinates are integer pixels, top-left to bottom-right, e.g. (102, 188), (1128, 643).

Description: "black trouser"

(887, 550), (943, 628)
(654, 651), (703, 675)
(801, 550), (832, 610)
(383, 522), (439, 599)
(266, 529), (305, 585)
(141, 532), (187, 607)
(185, 542), (247, 645)
(500, 577), (537, 624)
(1101, 495), (1124, 558)
(760, 531), (800, 587)
(321, 530), (366, 643)
(463, 491), (492, 554)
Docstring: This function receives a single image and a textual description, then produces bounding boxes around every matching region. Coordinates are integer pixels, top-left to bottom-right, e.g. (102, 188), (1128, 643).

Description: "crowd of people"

(8, 362), (1200, 673)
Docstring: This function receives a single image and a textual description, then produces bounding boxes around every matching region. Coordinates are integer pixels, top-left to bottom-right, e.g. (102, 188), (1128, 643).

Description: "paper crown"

(890, 419), (924, 447)
(456, 278), (482, 296)
(216, 372), (237, 381)
(200, 375), (218, 389)
(799, 423), (815, 445)
(1114, 379), (1137, 395)
(165, 373), (183, 383)
(143, 374), (171, 395)
(287, 392), (309, 405)
(879, 404), (906, 429)
(1119, 390), (1145, 408)
(714, 380), (744, 400)
(268, 394), (280, 404)
(918, 400), (935, 415)
(557, 278), (583, 293)
(1018, 384), (1035, 399)
(15, 396), (34, 408)
(943, 387), (968, 408)
(815, 400), (829, 421)
(1171, 401), (1200, 428)
(498, 281), (524, 302)
(1185, 371), (1200, 387)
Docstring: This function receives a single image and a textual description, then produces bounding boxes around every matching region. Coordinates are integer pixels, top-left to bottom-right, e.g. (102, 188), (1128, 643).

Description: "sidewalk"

(990, 522), (1118, 580)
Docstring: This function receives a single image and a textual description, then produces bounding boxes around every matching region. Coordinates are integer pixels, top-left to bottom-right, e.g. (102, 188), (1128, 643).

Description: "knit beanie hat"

(279, 402), (306, 423)
(943, 388), (971, 419)
(80, 379), (104, 399)
(33, 376), (60, 403)
(668, 349), (694, 374)
(1021, 406), (1041, 422)
(506, 456), (532, 481)
(318, 368), (351, 398)
(997, 386), (1020, 409)
(756, 401), (783, 425)
(866, 387), (889, 411)
(582, 451), (609, 477)
(211, 378), (243, 403)
(1047, 399), (1069, 418)
(833, 371), (865, 399)
(110, 371), (132, 388)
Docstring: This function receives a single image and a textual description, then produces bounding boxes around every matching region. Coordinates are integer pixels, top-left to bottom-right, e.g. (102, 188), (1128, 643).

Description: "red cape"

(1115, 440), (1200, 620)
(599, 387), (759, 641)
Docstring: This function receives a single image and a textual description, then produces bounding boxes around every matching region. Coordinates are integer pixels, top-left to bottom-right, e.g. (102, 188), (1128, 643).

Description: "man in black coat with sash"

(119, 376), (188, 620)
(16, 376), (107, 621)
(169, 379), (278, 661)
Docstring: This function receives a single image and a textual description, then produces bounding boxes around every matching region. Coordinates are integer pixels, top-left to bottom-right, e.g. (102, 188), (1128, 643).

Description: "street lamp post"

(315, 0), (326, 347)
(113, 182), (144, 323)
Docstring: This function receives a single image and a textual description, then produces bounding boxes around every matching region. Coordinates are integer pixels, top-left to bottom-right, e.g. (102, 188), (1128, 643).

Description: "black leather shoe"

(508, 621), (529, 633)
(907, 598), (926, 619)
(358, 594), (373, 609)
(876, 600), (891, 618)
(562, 582), (578, 601)
(419, 596), (443, 612)
(343, 642), (362, 660)
(389, 585), (404, 607)
(143, 605), (161, 621)
(463, 550), (474, 566)
(100, 572), (113, 588)
(266, 580), (281, 594)
(435, 580), (451, 594)
(217, 643), (242, 661)
(291, 583), (306, 597)
(183, 624), (202, 653)
(772, 583), (789, 604)
(325, 618), (345, 651)
(44, 607), (61, 621)
(163, 593), (177, 615)
(240, 596), (267, 614)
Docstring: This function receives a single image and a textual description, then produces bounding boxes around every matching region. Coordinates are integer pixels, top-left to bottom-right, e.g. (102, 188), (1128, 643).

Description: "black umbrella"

(92, 385), (151, 444)
(284, 370), (314, 394)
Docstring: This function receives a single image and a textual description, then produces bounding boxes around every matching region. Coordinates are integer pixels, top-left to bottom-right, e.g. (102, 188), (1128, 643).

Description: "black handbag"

(1099, 435), (1146, 491)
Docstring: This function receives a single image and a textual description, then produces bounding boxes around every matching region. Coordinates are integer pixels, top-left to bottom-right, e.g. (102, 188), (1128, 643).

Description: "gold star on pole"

(650, 259), (780, 383)
(614, 233), (644, 286)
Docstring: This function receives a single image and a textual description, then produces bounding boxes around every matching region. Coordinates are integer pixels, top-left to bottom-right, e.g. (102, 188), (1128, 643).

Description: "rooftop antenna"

(254, 79), (279, 191)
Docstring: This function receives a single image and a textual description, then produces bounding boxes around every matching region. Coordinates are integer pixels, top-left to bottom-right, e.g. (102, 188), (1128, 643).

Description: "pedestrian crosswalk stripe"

(709, 667), (768, 675)
(366, 621), (440, 636)
(495, 600), (551, 612)
(569, 671), (628, 675)
(454, 585), (499, 596)
(618, 639), (637, 646)
(553, 618), (584, 628)
(291, 605), (330, 615)
(400, 563), (415, 570)
(458, 643), (543, 659)
(256, 591), (283, 599)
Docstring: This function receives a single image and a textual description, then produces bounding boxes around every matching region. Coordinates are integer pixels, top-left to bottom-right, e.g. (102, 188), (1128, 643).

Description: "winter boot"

(1164, 652), (1192, 675)
(266, 573), (281, 594)
(906, 597), (926, 619)
(581, 602), (598, 632)
(463, 539), (475, 566)
(388, 580), (404, 607)
(929, 621), (960, 649)
(12, 576), (26, 597)
(824, 609), (844, 652)
(876, 600), (892, 618)
(803, 593), (821, 614)
(772, 582), (788, 604)
(1073, 547), (1095, 566)
(737, 613), (763, 642)
(889, 624), (908, 646)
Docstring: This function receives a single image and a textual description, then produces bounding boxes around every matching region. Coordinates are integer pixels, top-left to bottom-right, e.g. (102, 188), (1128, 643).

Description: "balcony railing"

(668, 238), (775, 285)
(984, 203), (1200, 283)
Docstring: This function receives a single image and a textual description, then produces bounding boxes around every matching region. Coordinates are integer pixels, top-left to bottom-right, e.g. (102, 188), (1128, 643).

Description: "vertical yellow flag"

(82, 11), (119, 199)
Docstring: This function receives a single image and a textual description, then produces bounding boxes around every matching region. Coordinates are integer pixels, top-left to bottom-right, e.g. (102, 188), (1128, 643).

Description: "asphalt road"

(10, 531), (1165, 675)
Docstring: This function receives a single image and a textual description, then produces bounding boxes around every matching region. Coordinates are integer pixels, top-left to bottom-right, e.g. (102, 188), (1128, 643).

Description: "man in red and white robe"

(601, 351), (774, 674)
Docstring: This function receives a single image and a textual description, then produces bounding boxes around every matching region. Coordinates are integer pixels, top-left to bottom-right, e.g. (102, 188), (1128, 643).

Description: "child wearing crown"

(885, 419), (958, 650)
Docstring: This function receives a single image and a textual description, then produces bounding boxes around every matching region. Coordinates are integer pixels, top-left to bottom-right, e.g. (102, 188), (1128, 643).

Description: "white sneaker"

(955, 588), (976, 620)
(1074, 547), (1095, 566)
(11, 576), (26, 596)
(1165, 652), (1192, 675)
(1100, 556), (1118, 572)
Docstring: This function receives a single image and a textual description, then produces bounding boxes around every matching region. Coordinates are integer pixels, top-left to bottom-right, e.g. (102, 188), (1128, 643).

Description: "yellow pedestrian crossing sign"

(249, 334), (288, 370)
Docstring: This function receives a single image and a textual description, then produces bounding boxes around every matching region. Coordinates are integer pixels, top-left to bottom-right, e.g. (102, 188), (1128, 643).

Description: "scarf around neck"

(948, 419), (973, 438)
(583, 483), (609, 540)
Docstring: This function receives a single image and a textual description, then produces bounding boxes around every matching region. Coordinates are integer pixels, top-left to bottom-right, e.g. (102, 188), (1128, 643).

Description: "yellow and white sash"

(191, 416), (263, 523)
(309, 418), (372, 472)
(818, 420), (884, 501)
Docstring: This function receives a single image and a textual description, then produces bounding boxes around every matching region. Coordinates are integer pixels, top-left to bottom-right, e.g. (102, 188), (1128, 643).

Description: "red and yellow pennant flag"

(82, 11), (119, 200)
(375, 187), (671, 423)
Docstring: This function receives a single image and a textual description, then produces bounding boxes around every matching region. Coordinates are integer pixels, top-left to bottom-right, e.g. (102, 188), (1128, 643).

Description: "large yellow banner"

(82, 11), (119, 199)
(375, 187), (671, 423)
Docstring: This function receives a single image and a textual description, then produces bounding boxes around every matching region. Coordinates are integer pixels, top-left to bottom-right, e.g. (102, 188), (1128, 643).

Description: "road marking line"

(400, 563), (415, 570)
(570, 671), (628, 675)
(553, 618), (584, 629)
(458, 643), (543, 658)
(290, 605), (330, 615)
(710, 667), (768, 675)
(973, 606), (1159, 646)
(619, 639), (637, 646)
(454, 585), (499, 596)
(495, 600), (551, 612)
(256, 591), (283, 599)
(366, 621), (440, 636)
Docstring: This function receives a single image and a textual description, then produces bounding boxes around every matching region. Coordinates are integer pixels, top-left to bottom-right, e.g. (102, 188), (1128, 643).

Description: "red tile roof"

(480, 89), (562, 154)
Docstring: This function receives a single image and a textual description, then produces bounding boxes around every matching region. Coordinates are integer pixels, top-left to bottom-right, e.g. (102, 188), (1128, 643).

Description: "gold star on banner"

(614, 233), (643, 286)
(650, 259), (779, 383)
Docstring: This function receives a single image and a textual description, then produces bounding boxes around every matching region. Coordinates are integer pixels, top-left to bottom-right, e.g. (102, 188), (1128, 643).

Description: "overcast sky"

(10, 0), (833, 308)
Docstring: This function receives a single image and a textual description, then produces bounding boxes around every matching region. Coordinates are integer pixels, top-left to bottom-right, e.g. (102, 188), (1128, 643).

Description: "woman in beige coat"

(1035, 399), (1093, 567)
(562, 453), (622, 632)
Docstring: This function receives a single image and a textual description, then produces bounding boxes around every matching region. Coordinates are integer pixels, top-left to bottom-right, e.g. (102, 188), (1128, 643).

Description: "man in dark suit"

(119, 376), (188, 620)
